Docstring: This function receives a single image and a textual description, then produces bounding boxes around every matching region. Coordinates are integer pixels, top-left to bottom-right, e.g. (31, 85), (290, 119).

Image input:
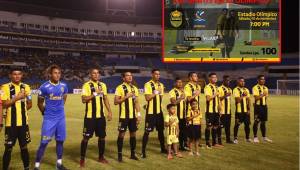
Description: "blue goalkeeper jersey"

(38, 81), (68, 120)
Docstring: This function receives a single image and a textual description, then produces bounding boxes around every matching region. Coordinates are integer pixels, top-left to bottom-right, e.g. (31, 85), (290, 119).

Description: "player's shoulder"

(40, 81), (50, 88)
(1, 83), (10, 88)
(184, 82), (192, 88)
(116, 83), (125, 90)
(233, 87), (239, 91)
(59, 81), (67, 87)
(144, 80), (152, 86)
(100, 81), (107, 87)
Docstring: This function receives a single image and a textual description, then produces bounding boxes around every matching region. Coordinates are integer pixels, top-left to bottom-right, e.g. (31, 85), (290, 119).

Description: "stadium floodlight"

(131, 32), (135, 36)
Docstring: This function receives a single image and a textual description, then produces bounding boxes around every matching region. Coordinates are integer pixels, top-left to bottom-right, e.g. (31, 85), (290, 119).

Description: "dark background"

(0, 0), (298, 53)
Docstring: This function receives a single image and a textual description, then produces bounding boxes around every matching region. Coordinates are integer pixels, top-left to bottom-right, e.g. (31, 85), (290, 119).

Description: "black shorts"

(220, 114), (231, 128)
(235, 112), (250, 125)
(144, 113), (164, 132)
(118, 118), (137, 132)
(83, 117), (106, 138)
(254, 105), (268, 122)
(205, 112), (220, 126)
(5, 125), (31, 147)
(187, 125), (201, 140)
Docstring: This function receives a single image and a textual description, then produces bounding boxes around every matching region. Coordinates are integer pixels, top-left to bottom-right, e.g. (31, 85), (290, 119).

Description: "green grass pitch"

(1, 94), (298, 170)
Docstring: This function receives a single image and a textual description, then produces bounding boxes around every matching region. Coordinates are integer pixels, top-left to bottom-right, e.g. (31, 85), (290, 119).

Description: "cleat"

(56, 164), (69, 170)
(118, 153), (123, 163)
(263, 137), (273, 143)
(175, 152), (183, 158)
(79, 159), (85, 168)
(130, 154), (139, 161)
(246, 139), (253, 143)
(167, 154), (173, 160)
(233, 139), (238, 144)
(98, 157), (109, 164)
(253, 137), (260, 143)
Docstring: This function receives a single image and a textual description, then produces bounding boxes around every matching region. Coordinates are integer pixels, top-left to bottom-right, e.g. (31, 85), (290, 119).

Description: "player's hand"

(15, 91), (26, 100)
(107, 112), (112, 121)
(246, 111), (250, 115)
(194, 90), (200, 96)
(137, 116), (141, 125)
(180, 93), (185, 100)
(95, 88), (103, 96)
(125, 92), (134, 99)
(226, 91), (231, 97)
(0, 126), (2, 133)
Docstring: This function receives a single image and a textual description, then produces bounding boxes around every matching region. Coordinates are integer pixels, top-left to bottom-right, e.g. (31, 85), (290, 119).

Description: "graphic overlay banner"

(162, 0), (281, 63)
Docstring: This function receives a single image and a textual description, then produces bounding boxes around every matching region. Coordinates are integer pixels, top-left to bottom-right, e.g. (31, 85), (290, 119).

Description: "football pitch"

(1, 94), (298, 170)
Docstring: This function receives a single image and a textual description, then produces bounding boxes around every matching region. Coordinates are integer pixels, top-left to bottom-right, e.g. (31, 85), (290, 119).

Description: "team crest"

(61, 87), (64, 92)
(170, 10), (183, 28)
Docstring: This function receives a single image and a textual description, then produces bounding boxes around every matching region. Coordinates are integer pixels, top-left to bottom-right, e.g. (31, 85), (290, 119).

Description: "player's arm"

(144, 83), (157, 102)
(205, 87), (217, 101)
(103, 95), (112, 120)
(114, 94), (132, 105)
(145, 93), (156, 102)
(253, 87), (267, 101)
(2, 87), (25, 108)
(0, 99), (3, 131)
(37, 96), (45, 115)
(134, 96), (142, 123)
(26, 86), (32, 110)
(26, 99), (32, 110)
(63, 94), (67, 104)
(185, 86), (200, 102)
(176, 122), (179, 137)
(114, 86), (133, 105)
(81, 95), (95, 103)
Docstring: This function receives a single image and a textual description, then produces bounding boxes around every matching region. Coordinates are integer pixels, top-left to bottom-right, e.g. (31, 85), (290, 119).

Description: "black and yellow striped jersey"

(169, 88), (186, 119)
(204, 83), (219, 113)
(81, 80), (107, 118)
(115, 83), (139, 119)
(186, 109), (202, 125)
(218, 85), (232, 114)
(233, 87), (250, 113)
(252, 84), (268, 106)
(1, 82), (31, 127)
(144, 80), (164, 114)
(184, 82), (201, 116)
(164, 114), (178, 136)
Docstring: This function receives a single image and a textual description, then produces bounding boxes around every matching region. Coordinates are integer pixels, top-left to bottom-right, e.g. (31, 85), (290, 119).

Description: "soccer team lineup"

(0, 66), (274, 170)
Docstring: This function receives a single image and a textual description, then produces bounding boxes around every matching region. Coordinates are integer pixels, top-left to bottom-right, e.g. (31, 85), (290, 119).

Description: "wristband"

(137, 112), (141, 117)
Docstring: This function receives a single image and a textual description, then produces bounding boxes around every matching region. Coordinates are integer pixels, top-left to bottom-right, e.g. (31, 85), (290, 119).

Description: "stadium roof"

(0, 0), (161, 25)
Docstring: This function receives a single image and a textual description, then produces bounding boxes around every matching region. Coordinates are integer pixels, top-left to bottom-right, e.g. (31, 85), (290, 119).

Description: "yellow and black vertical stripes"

(1, 83), (30, 127)
(204, 84), (219, 113)
(252, 84), (268, 106)
(82, 81), (107, 118)
(169, 88), (185, 119)
(218, 85), (232, 114)
(233, 87), (250, 113)
(115, 83), (139, 119)
(144, 80), (164, 114)
(184, 83), (201, 114)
